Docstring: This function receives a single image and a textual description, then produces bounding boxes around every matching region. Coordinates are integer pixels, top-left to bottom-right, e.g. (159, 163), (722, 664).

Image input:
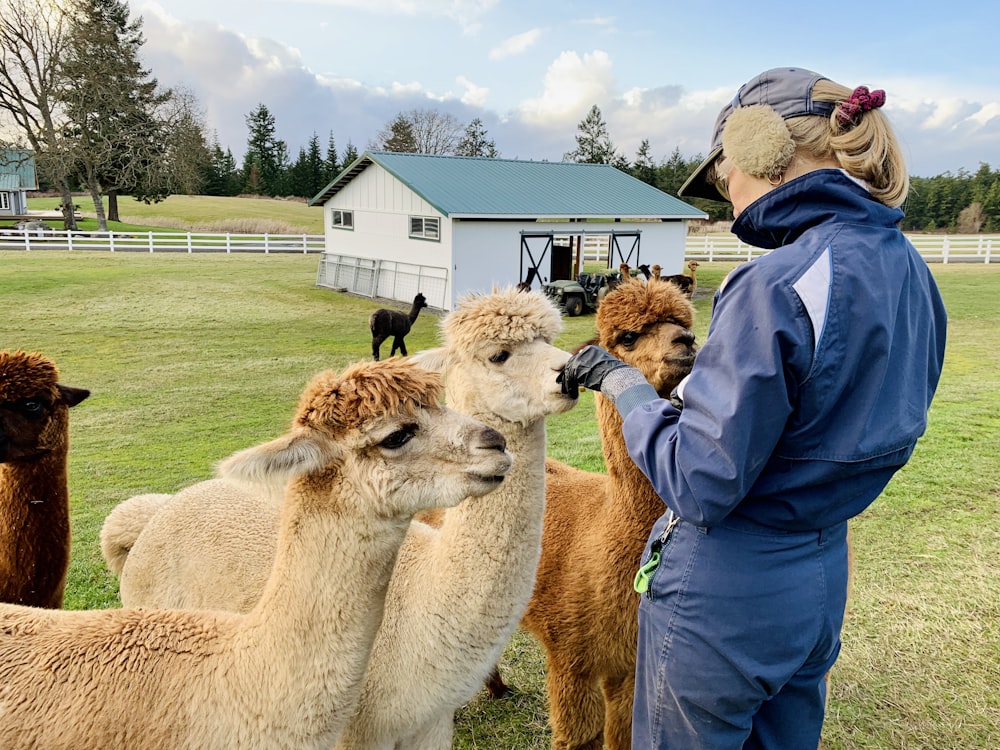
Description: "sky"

(130, 0), (1000, 178)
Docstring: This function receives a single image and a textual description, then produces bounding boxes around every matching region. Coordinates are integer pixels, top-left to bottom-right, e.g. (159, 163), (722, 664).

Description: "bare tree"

(0, 0), (78, 229)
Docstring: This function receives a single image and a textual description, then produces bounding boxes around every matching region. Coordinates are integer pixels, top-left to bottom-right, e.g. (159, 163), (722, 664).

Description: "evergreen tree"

(631, 139), (657, 185)
(323, 131), (340, 183)
(58, 0), (172, 228)
(564, 104), (621, 164)
(378, 114), (418, 153)
(455, 117), (499, 158)
(342, 141), (359, 167)
(243, 103), (282, 195)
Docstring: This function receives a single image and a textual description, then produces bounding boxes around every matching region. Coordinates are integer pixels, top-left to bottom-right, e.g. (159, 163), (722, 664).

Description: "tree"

(158, 88), (211, 197)
(455, 117), (498, 158)
(564, 104), (622, 164)
(202, 140), (240, 196)
(631, 139), (657, 186)
(242, 103), (284, 195)
(374, 108), (464, 154)
(375, 113), (417, 153)
(0, 0), (78, 229)
(341, 141), (359, 168)
(323, 131), (339, 183)
(57, 0), (173, 228)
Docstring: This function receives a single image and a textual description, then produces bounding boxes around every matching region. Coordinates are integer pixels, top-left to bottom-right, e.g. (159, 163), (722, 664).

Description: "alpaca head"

(412, 287), (577, 427)
(0, 351), (90, 463)
(412, 293), (428, 311)
(595, 278), (697, 395)
(216, 358), (512, 520)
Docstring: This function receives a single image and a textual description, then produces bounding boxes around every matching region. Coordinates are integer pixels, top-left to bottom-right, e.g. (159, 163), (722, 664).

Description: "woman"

(560, 67), (947, 749)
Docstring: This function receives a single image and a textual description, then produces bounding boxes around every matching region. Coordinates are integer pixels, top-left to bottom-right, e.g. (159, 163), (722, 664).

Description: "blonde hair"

(784, 79), (909, 207)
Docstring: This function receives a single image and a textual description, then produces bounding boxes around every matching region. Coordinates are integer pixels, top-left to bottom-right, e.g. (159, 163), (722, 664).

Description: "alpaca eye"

(489, 351), (511, 364)
(380, 426), (417, 450)
(17, 400), (45, 418)
(617, 332), (639, 348)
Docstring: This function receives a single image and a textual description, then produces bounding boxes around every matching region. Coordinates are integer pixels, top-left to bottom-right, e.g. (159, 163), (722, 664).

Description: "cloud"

(457, 76), (489, 108)
(518, 50), (616, 127)
(489, 29), (542, 60)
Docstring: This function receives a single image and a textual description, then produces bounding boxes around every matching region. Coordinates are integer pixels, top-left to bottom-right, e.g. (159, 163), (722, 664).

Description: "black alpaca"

(369, 293), (428, 361)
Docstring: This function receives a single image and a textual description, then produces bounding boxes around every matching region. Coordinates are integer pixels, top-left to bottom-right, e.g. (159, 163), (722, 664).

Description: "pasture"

(1, 251), (997, 749)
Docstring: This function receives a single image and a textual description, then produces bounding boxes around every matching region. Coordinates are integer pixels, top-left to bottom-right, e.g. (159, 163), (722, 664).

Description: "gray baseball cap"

(677, 67), (836, 201)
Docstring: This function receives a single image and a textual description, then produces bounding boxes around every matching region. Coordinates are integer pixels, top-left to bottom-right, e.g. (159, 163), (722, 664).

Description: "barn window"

(0, 193), (9, 211)
(409, 216), (440, 241)
(331, 209), (354, 230)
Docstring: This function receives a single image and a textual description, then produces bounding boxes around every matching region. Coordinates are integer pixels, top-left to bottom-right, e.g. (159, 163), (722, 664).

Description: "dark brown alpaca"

(369, 292), (428, 361)
(0, 350), (89, 608)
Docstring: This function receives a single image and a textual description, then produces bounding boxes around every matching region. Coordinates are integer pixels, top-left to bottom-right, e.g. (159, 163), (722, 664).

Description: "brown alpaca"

(522, 277), (698, 750)
(369, 292), (428, 361)
(0, 350), (89, 608)
(662, 259), (699, 298)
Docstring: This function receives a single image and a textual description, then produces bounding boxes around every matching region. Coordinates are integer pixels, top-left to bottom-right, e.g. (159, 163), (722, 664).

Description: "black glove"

(559, 345), (632, 398)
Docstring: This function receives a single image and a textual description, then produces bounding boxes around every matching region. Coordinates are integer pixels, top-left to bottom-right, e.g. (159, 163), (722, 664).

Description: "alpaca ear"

(216, 431), (338, 487)
(58, 385), (90, 408)
(410, 347), (450, 373)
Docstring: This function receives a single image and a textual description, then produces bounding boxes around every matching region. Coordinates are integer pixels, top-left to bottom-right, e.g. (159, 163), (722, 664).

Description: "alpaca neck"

(432, 417), (546, 609)
(232, 472), (412, 732)
(596, 395), (662, 526)
(0, 450), (71, 607)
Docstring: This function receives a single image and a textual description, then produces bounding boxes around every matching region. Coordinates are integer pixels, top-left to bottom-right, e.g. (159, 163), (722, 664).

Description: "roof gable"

(310, 151), (705, 220)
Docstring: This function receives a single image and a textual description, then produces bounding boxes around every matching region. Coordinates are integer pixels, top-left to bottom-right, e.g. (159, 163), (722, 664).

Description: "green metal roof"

(0, 174), (19, 190)
(309, 151), (705, 219)
(0, 149), (38, 190)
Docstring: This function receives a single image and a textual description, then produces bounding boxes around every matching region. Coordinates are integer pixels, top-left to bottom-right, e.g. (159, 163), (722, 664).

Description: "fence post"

(109, 231), (115, 253)
(67, 230), (73, 251)
(942, 236), (950, 264)
(264, 233), (270, 254)
(23, 227), (30, 252)
(187, 232), (193, 253)
(149, 231), (154, 252)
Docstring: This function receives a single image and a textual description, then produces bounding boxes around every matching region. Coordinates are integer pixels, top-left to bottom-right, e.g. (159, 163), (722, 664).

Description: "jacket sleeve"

(621, 264), (813, 527)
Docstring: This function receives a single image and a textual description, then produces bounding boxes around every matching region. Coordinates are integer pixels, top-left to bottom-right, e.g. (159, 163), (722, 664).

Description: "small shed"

(309, 151), (706, 311)
(0, 150), (38, 216)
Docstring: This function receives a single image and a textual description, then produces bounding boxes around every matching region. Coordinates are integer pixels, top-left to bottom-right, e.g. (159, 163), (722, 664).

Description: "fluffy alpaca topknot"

(722, 105), (796, 181)
(296, 358), (443, 434)
(441, 287), (563, 353)
(0, 351), (60, 400)
(596, 278), (694, 345)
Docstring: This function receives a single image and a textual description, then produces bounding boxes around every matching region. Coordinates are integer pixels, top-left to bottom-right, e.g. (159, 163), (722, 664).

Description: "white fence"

(0, 228), (325, 254)
(583, 233), (999, 265)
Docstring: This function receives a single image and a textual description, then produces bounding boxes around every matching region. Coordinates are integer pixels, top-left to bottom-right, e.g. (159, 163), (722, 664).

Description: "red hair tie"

(836, 86), (886, 125)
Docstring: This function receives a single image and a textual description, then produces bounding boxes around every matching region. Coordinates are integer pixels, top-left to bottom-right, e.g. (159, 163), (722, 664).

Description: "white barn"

(309, 151), (706, 311)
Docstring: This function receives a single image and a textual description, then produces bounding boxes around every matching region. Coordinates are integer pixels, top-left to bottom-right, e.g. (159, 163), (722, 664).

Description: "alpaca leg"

(485, 664), (512, 699)
(546, 665), (605, 750)
(602, 672), (635, 750)
(398, 337), (408, 357)
(390, 336), (404, 358)
(398, 712), (454, 750)
(372, 336), (385, 361)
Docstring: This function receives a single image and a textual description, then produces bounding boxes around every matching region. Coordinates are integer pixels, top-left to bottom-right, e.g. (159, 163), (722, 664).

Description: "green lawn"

(1, 253), (997, 749)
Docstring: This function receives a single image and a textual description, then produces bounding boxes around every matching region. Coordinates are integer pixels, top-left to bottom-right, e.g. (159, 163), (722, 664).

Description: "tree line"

(2, 0), (995, 233)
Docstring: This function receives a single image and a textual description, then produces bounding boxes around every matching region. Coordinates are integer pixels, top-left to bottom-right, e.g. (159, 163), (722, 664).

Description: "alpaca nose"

(675, 329), (696, 349)
(479, 426), (507, 452)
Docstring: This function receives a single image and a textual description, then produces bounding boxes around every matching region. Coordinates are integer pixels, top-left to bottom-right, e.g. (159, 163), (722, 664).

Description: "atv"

(544, 271), (618, 316)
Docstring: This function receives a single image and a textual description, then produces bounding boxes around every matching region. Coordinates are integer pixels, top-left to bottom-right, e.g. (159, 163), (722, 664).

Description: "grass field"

(1, 252), (997, 749)
(28, 194), (325, 235)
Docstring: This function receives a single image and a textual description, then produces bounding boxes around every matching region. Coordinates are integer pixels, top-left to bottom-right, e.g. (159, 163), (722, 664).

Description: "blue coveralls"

(618, 171), (948, 749)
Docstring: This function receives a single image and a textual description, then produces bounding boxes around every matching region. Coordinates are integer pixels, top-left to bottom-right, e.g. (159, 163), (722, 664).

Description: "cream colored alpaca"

(2, 359), (512, 750)
(101, 288), (576, 750)
(523, 277), (697, 750)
